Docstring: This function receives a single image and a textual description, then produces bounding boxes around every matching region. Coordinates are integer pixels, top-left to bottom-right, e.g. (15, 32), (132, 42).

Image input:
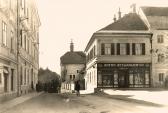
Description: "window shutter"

(132, 43), (135, 55)
(117, 43), (120, 55)
(101, 43), (105, 55)
(111, 43), (115, 55)
(126, 43), (130, 55)
(142, 43), (145, 55)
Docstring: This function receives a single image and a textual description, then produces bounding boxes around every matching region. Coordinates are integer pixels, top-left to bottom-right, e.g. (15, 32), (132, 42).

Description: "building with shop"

(84, 11), (152, 91)
(139, 7), (168, 87)
(0, 0), (40, 102)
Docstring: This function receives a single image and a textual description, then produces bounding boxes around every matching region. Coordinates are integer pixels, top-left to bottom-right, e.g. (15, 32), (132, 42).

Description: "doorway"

(118, 69), (129, 88)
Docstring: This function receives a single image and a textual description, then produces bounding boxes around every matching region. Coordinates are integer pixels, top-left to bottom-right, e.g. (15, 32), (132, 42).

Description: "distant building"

(60, 41), (86, 83)
(139, 7), (168, 87)
(84, 11), (152, 91)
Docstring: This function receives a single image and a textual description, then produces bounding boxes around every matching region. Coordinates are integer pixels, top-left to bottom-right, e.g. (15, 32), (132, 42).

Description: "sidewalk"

(102, 89), (168, 106)
(0, 92), (43, 113)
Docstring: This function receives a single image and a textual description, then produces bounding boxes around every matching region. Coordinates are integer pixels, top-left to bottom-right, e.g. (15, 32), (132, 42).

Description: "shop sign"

(98, 63), (150, 68)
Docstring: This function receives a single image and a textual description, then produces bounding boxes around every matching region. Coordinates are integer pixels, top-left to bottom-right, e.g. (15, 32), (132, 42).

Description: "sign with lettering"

(98, 63), (150, 68)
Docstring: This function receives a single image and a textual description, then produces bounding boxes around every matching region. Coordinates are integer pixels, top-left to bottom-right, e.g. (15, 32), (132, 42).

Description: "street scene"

(1, 0), (168, 113)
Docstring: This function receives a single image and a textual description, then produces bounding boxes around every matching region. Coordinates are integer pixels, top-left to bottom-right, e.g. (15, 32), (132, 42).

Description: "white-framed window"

(157, 35), (164, 43)
(159, 73), (164, 82)
(105, 43), (111, 55)
(120, 43), (126, 55)
(2, 21), (7, 46)
(135, 43), (142, 55)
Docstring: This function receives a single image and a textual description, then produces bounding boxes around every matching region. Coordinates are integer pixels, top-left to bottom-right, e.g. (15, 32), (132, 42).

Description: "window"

(158, 54), (164, 63)
(132, 43), (145, 55)
(105, 44), (111, 55)
(11, 31), (14, 52)
(2, 21), (7, 46)
(157, 35), (164, 43)
(120, 43), (127, 55)
(77, 70), (79, 73)
(159, 73), (164, 81)
(70, 75), (72, 80)
(73, 75), (75, 80)
(20, 66), (23, 85)
(24, 35), (26, 50)
(0, 73), (2, 84)
(20, 30), (23, 47)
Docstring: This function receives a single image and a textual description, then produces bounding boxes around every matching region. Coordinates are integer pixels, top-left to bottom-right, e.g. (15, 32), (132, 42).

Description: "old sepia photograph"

(0, 0), (168, 113)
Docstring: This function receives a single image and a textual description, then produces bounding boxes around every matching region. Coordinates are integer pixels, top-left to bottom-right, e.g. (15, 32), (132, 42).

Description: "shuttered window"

(111, 43), (115, 55)
(132, 43), (135, 55)
(101, 43), (105, 55)
(117, 43), (120, 55)
(126, 43), (130, 55)
(142, 43), (145, 55)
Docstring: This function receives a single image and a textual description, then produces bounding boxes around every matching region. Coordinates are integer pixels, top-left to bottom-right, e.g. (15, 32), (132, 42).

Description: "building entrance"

(118, 70), (129, 88)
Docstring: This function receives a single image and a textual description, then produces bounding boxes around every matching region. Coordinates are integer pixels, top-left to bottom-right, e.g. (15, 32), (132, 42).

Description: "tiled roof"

(100, 13), (148, 31)
(141, 7), (168, 16)
(60, 51), (86, 64)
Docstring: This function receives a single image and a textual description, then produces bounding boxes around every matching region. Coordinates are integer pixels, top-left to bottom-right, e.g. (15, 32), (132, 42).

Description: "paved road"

(3, 93), (168, 113)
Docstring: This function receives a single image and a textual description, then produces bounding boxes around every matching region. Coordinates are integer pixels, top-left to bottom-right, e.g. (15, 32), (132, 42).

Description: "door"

(118, 70), (129, 88)
(4, 74), (8, 92)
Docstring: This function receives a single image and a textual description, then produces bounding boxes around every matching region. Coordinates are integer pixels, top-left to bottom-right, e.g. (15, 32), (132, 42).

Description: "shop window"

(157, 35), (164, 43)
(129, 73), (133, 85)
(134, 73), (144, 84)
(145, 71), (149, 84)
(159, 73), (164, 81)
(98, 71), (102, 86)
(114, 71), (118, 85)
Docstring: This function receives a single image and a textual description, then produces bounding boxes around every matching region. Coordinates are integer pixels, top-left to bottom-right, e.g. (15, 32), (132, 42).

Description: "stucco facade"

(139, 7), (168, 87)
(0, 0), (40, 102)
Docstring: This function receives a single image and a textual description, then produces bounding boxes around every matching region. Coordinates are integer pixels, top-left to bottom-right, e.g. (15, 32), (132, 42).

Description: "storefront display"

(97, 63), (150, 88)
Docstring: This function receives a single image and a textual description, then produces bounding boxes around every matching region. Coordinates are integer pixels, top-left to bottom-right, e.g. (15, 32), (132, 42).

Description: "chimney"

(70, 39), (74, 52)
(130, 4), (136, 13)
(118, 8), (121, 19)
(113, 14), (116, 22)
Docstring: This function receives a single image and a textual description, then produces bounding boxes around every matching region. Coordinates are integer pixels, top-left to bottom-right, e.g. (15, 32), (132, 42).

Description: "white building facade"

(85, 13), (152, 92)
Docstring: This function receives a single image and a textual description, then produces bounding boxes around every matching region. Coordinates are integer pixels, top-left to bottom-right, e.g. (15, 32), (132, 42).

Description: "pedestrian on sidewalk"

(75, 80), (80, 96)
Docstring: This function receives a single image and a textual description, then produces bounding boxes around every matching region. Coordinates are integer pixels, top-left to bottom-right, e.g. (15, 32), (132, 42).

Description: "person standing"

(75, 80), (80, 96)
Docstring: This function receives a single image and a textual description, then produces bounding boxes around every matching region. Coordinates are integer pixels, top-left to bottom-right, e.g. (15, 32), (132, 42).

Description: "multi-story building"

(84, 12), (152, 91)
(60, 41), (86, 83)
(0, 0), (40, 102)
(139, 7), (168, 87)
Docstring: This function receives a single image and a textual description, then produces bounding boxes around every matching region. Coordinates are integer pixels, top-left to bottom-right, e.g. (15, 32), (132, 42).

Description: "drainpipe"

(17, 0), (21, 96)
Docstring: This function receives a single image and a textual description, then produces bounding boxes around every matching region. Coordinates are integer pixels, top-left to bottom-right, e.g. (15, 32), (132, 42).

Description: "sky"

(36, 0), (168, 74)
